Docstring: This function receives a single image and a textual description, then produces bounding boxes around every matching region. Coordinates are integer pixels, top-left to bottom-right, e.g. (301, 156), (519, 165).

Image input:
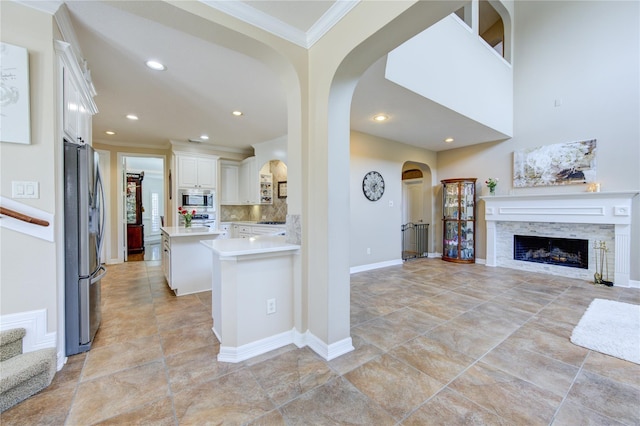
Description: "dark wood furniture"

(126, 173), (145, 254)
(441, 178), (476, 263)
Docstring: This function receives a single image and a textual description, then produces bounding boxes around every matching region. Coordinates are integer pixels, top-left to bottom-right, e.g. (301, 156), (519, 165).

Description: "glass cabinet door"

(443, 220), (459, 259)
(443, 183), (460, 220)
(126, 181), (138, 224)
(441, 178), (476, 263)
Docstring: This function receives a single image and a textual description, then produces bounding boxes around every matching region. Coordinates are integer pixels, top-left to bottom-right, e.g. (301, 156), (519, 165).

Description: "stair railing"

(0, 207), (50, 227)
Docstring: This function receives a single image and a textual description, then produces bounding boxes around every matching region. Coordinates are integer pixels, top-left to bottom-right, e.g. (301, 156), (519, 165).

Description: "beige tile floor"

(2, 259), (639, 425)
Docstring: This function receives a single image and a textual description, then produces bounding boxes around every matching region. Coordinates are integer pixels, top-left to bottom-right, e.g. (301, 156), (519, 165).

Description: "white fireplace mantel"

(480, 191), (639, 286)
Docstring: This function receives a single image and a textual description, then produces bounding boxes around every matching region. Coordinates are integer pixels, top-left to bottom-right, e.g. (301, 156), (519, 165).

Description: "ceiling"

(62, 0), (506, 154)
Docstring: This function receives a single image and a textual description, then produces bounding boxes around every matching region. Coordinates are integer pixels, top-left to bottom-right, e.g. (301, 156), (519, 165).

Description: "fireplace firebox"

(514, 235), (588, 269)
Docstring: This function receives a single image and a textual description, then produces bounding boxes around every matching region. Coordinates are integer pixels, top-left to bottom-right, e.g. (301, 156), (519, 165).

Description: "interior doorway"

(117, 154), (165, 262)
(401, 162), (433, 259)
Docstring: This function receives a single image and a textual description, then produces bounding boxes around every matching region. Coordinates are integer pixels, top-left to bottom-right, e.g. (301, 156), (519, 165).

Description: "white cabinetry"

(162, 232), (171, 286)
(218, 223), (232, 239)
(56, 41), (97, 145)
(161, 228), (220, 295)
(239, 156), (259, 204)
(177, 155), (217, 189)
(219, 157), (262, 205)
(220, 160), (241, 205)
(235, 224), (285, 238)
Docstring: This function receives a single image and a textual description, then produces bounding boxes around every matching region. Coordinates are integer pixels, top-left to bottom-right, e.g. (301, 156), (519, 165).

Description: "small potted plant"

(485, 178), (499, 195)
(178, 206), (196, 227)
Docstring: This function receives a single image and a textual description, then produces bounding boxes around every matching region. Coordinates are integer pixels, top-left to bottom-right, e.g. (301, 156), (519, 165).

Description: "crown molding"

(53, 4), (81, 56)
(199, 0), (360, 49)
(200, 0), (307, 47)
(307, 1), (360, 47)
(12, 0), (62, 15)
(170, 140), (254, 155)
(93, 138), (172, 151)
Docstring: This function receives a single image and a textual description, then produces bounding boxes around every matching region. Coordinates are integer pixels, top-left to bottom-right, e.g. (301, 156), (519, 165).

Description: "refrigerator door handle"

(90, 265), (107, 284)
(96, 165), (106, 264)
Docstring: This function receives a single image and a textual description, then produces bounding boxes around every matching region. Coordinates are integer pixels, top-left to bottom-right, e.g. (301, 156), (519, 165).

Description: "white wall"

(0, 3), (59, 330)
(350, 131), (437, 268)
(386, 13), (513, 136)
(437, 0), (640, 281)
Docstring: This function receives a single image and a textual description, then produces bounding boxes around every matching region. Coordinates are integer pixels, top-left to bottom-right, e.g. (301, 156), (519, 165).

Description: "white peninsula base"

(201, 236), (300, 363)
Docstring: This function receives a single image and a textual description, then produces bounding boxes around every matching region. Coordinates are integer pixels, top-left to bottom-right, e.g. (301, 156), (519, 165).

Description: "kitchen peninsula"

(201, 235), (300, 363)
(161, 226), (223, 295)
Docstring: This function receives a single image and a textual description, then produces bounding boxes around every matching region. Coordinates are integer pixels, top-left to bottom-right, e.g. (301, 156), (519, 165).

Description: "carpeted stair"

(0, 328), (57, 412)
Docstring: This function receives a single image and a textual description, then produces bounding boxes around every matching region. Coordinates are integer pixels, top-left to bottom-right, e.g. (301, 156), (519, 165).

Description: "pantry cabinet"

(441, 178), (476, 263)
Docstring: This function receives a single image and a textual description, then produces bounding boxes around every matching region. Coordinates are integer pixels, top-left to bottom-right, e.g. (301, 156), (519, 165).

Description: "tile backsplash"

(219, 160), (288, 223)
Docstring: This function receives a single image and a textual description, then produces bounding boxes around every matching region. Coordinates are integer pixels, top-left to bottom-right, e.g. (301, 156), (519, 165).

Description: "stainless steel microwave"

(180, 190), (214, 208)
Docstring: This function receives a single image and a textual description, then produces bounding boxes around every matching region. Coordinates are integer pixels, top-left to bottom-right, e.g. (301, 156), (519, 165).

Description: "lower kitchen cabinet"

(161, 227), (222, 295)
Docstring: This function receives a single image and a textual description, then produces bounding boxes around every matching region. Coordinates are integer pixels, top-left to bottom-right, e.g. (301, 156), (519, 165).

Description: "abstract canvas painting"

(513, 139), (596, 187)
(0, 42), (31, 144)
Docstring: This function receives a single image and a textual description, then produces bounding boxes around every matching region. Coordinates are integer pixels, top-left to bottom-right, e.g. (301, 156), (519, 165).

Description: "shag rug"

(570, 298), (640, 364)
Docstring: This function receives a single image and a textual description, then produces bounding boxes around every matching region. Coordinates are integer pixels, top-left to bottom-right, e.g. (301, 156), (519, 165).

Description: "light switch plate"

(12, 181), (39, 199)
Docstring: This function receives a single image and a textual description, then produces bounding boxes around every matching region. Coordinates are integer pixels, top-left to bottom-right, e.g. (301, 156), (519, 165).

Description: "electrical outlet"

(366, 248), (371, 255)
(267, 298), (276, 314)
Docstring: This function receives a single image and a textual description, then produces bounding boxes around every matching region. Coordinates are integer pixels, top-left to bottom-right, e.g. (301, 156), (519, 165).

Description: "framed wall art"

(278, 181), (287, 198)
(513, 139), (596, 187)
(1, 42), (31, 144)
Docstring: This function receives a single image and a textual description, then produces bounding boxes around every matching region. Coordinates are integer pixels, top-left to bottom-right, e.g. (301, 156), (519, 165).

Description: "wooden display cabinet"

(441, 178), (476, 263)
(126, 173), (144, 254)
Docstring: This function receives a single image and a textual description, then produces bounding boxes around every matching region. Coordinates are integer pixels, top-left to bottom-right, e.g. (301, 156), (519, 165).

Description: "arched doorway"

(401, 162), (433, 259)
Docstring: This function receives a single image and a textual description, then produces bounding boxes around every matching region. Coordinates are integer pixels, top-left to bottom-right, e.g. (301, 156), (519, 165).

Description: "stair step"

(0, 347), (56, 412)
(0, 328), (26, 362)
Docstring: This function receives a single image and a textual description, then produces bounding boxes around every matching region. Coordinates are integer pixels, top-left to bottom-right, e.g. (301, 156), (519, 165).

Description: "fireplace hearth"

(514, 235), (588, 269)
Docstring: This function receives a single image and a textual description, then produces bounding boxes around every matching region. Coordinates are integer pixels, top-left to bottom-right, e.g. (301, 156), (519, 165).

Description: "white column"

(486, 221), (497, 267)
(615, 224), (631, 287)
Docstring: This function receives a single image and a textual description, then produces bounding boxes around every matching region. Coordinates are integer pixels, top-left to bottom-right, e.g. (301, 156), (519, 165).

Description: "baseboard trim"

(350, 259), (403, 274)
(0, 309), (59, 367)
(217, 329), (294, 363)
(304, 331), (354, 361)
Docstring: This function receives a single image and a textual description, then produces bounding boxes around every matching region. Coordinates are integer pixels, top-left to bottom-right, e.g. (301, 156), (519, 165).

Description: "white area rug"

(570, 298), (640, 364)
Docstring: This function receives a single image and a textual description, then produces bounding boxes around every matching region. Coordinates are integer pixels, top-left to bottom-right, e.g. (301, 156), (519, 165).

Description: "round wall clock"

(362, 171), (385, 201)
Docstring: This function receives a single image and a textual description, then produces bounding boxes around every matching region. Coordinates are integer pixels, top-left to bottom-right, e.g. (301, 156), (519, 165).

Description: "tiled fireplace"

(482, 192), (637, 287)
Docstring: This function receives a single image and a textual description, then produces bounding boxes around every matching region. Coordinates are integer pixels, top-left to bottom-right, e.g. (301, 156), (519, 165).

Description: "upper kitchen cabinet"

(55, 41), (97, 145)
(220, 160), (241, 205)
(176, 153), (218, 189)
(220, 157), (259, 204)
(240, 157), (259, 204)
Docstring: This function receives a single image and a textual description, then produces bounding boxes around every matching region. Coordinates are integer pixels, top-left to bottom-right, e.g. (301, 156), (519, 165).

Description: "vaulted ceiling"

(63, 1), (505, 153)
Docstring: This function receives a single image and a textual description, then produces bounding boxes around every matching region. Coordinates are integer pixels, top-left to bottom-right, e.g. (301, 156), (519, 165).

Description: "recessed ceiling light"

(373, 114), (389, 122)
(200, 135), (209, 140)
(105, 130), (116, 135)
(444, 137), (454, 143)
(232, 110), (243, 116)
(126, 114), (139, 120)
(145, 60), (166, 71)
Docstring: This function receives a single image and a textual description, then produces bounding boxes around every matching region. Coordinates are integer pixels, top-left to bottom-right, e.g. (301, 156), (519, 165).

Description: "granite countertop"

(161, 226), (224, 238)
(201, 235), (300, 256)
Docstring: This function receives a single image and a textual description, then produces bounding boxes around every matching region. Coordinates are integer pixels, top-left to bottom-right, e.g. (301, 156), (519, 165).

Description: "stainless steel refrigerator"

(64, 140), (106, 355)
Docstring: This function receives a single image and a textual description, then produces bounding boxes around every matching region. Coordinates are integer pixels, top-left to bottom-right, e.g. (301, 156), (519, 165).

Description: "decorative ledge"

(481, 191), (639, 225)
